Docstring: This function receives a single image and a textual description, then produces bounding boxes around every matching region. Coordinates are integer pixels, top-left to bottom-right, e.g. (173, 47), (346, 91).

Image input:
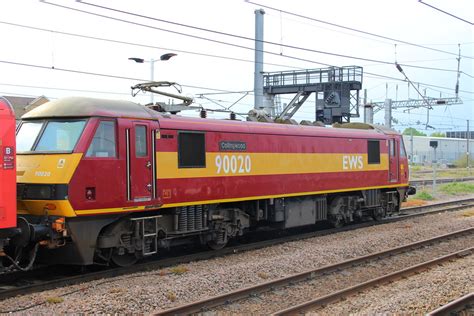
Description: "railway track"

(427, 292), (474, 316)
(153, 228), (474, 315)
(410, 176), (474, 187)
(0, 198), (473, 307)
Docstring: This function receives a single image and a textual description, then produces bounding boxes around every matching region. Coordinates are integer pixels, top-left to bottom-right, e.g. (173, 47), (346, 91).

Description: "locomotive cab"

(14, 98), (169, 266)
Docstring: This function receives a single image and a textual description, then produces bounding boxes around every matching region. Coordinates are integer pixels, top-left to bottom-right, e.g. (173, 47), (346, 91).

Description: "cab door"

(129, 122), (154, 202)
(388, 138), (399, 182)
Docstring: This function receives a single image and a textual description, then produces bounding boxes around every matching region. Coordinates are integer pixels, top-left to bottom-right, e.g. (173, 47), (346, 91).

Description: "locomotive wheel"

(371, 207), (385, 221)
(207, 229), (228, 250)
(328, 197), (345, 228)
(207, 240), (227, 250)
(329, 216), (344, 228)
(110, 249), (138, 267)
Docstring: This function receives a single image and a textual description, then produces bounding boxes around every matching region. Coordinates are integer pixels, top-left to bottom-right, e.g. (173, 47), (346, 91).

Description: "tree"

(430, 132), (446, 137)
(402, 127), (426, 136)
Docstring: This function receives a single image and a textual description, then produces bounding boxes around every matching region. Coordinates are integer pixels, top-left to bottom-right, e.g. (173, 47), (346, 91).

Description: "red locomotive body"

(14, 97), (413, 266)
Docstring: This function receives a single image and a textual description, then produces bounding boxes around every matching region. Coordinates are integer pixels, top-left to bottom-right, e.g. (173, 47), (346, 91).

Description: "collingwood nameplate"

(219, 141), (247, 151)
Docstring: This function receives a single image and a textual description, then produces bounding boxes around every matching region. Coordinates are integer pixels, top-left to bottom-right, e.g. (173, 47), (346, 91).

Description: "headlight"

(17, 184), (68, 200)
(26, 185), (53, 199)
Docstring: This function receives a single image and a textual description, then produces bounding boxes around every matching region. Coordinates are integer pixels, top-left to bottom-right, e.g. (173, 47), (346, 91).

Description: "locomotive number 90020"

(215, 154), (252, 174)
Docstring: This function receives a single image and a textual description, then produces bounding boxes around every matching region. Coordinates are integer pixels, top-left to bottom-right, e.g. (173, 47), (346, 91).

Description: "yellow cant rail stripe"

(157, 152), (389, 179)
(75, 205), (147, 216)
(17, 153), (83, 184)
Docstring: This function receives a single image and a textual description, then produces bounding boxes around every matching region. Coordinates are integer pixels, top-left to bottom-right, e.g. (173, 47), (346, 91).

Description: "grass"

(410, 167), (472, 180)
(440, 182), (474, 195)
(46, 297), (64, 304)
(414, 191), (435, 201)
(109, 287), (124, 294)
(169, 266), (189, 275)
(166, 291), (177, 302)
(409, 165), (422, 172)
(461, 209), (474, 217)
(402, 199), (427, 207)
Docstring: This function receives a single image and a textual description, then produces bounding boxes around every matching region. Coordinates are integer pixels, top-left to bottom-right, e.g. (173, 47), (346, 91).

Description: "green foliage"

(409, 165), (421, 172)
(402, 127), (426, 136)
(440, 182), (474, 195)
(414, 191), (434, 200)
(453, 154), (474, 168)
(430, 132), (446, 137)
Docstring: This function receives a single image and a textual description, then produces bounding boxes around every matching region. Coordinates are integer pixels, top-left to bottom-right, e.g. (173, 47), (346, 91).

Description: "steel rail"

(152, 227), (474, 315)
(1, 198), (473, 305)
(272, 247), (473, 315)
(410, 177), (474, 187)
(400, 198), (474, 215)
(427, 292), (474, 316)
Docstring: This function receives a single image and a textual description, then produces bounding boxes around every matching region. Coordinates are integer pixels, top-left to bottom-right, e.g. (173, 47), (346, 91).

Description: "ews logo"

(342, 155), (363, 170)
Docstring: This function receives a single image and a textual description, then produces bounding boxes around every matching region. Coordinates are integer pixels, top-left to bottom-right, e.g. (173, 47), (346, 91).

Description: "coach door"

(388, 138), (399, 182)
(126, 122), (157, 202)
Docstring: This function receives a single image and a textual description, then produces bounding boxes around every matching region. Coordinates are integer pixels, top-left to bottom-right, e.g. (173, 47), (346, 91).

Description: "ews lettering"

(342, 155), (363, 170)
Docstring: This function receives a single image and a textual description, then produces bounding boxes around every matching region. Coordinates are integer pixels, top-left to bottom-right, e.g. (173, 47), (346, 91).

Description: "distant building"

(446, 131), (474, 140)
(1, 95), (49, 123)
(403, 135), (473, 165)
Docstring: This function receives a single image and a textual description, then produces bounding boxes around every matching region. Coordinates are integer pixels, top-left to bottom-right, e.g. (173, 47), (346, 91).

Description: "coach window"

(86, 121), (116, 158)
(135, 125), (147, 157)
(178, 131), (206, 168)
(367, 140), (380, 164)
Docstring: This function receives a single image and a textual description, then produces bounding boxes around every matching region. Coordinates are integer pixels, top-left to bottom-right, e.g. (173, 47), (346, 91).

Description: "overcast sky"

(1, 0), (472, 133)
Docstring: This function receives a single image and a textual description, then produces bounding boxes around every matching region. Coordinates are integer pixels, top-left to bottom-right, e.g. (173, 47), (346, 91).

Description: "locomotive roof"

(159, 114), (394, 138)
(22, 97), (397, 138)
(22, 97), (157, 120)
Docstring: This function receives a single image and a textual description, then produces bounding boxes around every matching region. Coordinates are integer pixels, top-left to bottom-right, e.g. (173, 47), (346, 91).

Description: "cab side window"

(400, 138), (407, 158)
(86, 121), (116, 158)
(135, 125), (147, 157)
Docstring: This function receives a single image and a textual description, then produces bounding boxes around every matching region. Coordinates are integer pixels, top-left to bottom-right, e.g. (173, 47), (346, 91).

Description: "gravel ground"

(1, 204), (474, 314)
(214, 234), (474, 314)
(310, 254), (473, 315)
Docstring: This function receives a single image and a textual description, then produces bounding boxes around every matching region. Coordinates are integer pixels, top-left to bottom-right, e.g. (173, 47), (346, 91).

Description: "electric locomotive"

(15, 97), (413, 267)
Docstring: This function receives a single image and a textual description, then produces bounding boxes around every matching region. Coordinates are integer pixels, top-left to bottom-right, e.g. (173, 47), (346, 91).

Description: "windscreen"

(16, 119), (87, 153)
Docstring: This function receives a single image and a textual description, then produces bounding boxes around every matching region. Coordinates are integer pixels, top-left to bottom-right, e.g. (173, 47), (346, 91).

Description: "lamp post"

(128, 53), (177, 104)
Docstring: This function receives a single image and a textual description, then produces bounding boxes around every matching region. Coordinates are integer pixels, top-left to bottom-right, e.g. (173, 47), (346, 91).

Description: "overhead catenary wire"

(245, 1), (474, 59)
(1, 57), (472, 102)
(0, 59), (247, 94)
(35, 1), (474, 95)
(2, 18), (471, 81)
(0, 82), (131, 96)
(72, 0), (471, 75)
(38, 2), (334, 69)
(418, 0), (473, 26)
(0, 20), (304, 71)
(1, 3), (472, 108)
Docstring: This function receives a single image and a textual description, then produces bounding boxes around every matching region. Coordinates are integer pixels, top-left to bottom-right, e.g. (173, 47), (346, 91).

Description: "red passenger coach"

(0, 97), (16, 231)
